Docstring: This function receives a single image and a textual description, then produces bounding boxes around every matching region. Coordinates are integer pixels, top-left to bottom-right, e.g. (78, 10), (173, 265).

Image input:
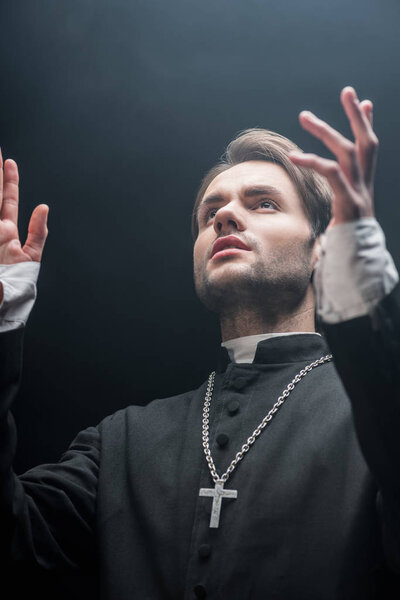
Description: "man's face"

(193, 160), (320, 315)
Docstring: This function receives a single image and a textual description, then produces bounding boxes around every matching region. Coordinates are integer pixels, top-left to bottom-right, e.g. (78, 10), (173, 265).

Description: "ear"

(310, 236), (322, 272)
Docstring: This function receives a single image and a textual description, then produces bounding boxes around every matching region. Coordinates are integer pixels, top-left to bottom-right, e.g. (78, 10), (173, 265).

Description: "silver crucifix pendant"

(199, 479), (238, 528)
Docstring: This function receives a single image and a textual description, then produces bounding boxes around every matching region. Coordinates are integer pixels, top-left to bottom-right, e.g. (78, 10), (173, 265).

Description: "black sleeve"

(0, 327), (100, 573)
(321, 282), (400, 573)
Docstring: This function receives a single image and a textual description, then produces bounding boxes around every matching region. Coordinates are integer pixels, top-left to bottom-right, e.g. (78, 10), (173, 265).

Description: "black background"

(1, 1), (400, 597)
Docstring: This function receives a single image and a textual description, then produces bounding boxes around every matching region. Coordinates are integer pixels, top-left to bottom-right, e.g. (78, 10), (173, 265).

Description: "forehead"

(202, 160), (301, 206)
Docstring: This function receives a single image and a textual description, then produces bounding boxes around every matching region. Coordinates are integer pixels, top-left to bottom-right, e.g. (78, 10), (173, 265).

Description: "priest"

(0, 86), (399, 599)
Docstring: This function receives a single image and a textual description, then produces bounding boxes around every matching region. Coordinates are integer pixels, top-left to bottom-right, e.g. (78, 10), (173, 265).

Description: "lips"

(210, 235), (251, 260)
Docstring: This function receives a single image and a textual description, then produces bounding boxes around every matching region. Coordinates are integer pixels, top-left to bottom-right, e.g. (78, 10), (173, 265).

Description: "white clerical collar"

(221, 332), (321, 364)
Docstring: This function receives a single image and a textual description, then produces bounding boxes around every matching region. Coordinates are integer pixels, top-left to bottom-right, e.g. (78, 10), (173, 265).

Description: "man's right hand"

(0, 148), (49, 304)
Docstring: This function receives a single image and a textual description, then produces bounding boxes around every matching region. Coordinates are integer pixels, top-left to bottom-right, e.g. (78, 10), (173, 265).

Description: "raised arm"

(0, 152), (99, 573)
(289, 87), (400, 572)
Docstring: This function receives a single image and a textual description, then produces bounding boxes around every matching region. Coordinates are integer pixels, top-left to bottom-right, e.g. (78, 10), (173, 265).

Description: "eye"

(206, 207), (218, 221)
(257, 199), (276, 210)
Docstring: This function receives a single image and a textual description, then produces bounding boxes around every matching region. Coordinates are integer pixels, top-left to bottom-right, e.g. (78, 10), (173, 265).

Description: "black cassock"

(1, 285), (400, 599)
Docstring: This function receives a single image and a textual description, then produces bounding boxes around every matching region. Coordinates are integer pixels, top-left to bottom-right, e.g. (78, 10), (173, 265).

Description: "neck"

(219, 286), (316, 342)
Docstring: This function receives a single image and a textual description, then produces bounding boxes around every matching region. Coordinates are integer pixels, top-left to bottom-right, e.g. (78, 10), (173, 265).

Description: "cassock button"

(198, 543), (212, 559)
(193, 583), (207, 598)
(231, 376), (247, 390)
(216, 432), (229, 447)
(227, 399), (240, 415)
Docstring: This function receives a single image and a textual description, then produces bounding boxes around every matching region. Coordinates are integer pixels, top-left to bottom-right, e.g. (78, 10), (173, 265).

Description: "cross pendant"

(199, 480), (238, 528)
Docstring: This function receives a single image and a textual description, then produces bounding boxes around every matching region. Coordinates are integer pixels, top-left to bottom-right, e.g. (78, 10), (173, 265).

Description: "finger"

(1, 158), (19, 225)
(289, 152), (349, 197)
(298, 110), (362, 187)
(341, 87), (378, 186)
(360, 99), (373, 126)
(341, 87), (376, 143)
(22, 204), (49, 262)
(288, 152), (371, 222)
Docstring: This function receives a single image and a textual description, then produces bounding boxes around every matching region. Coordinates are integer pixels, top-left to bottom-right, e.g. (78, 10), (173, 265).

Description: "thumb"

(22, 204), (49, 262)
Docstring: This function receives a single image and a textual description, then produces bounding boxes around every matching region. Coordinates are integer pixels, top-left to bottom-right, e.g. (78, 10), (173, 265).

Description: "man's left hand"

(289, 86), (378, 228)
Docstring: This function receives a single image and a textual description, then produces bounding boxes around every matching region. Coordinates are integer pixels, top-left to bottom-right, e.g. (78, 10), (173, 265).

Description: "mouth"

(210, 235), (251, 261)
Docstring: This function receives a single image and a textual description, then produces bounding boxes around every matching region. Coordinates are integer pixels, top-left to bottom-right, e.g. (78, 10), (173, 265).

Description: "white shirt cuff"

(314, 218), (399, 325)
(0, 261), (41, 331)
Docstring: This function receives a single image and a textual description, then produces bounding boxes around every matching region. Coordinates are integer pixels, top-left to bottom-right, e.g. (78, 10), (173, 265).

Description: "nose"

(213, 201), (246, 235)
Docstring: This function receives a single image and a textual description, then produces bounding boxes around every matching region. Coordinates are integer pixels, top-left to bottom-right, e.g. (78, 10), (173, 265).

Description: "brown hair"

(192, 128), (332, 240)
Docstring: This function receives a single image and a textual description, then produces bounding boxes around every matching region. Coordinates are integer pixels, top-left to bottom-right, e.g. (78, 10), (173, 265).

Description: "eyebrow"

(200, 185), (285, 208)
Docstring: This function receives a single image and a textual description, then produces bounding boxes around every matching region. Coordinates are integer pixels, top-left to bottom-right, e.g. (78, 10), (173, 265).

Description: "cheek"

(193, 238), (206, 267)
(255, 227), (312, 263)
(193, 229), (213, 259)
(256, 218), (311, 247)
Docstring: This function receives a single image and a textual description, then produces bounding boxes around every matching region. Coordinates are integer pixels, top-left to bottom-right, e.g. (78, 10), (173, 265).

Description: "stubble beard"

(194, 240), (314, 323)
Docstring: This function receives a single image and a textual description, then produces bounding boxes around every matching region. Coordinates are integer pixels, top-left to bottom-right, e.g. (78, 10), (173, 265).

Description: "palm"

(326, 124), (375, 232)
(0, 153), (48, 265)
(0, 220), (31, 263)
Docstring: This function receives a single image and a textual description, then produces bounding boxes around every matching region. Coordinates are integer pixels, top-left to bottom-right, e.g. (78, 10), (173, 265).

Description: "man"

(0, 86), (399, 599)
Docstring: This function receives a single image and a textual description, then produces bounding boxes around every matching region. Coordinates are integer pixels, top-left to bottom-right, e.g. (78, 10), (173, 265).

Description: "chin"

(207, 261), (253, 284)
(194, 262), (257, 312)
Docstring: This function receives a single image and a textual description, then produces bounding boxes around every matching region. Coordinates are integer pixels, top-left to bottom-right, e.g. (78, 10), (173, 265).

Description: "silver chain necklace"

(199, 353), (333, 528)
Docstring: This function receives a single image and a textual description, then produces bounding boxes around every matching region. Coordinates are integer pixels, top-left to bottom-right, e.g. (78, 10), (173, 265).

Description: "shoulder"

(96, 381), (206, 435)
